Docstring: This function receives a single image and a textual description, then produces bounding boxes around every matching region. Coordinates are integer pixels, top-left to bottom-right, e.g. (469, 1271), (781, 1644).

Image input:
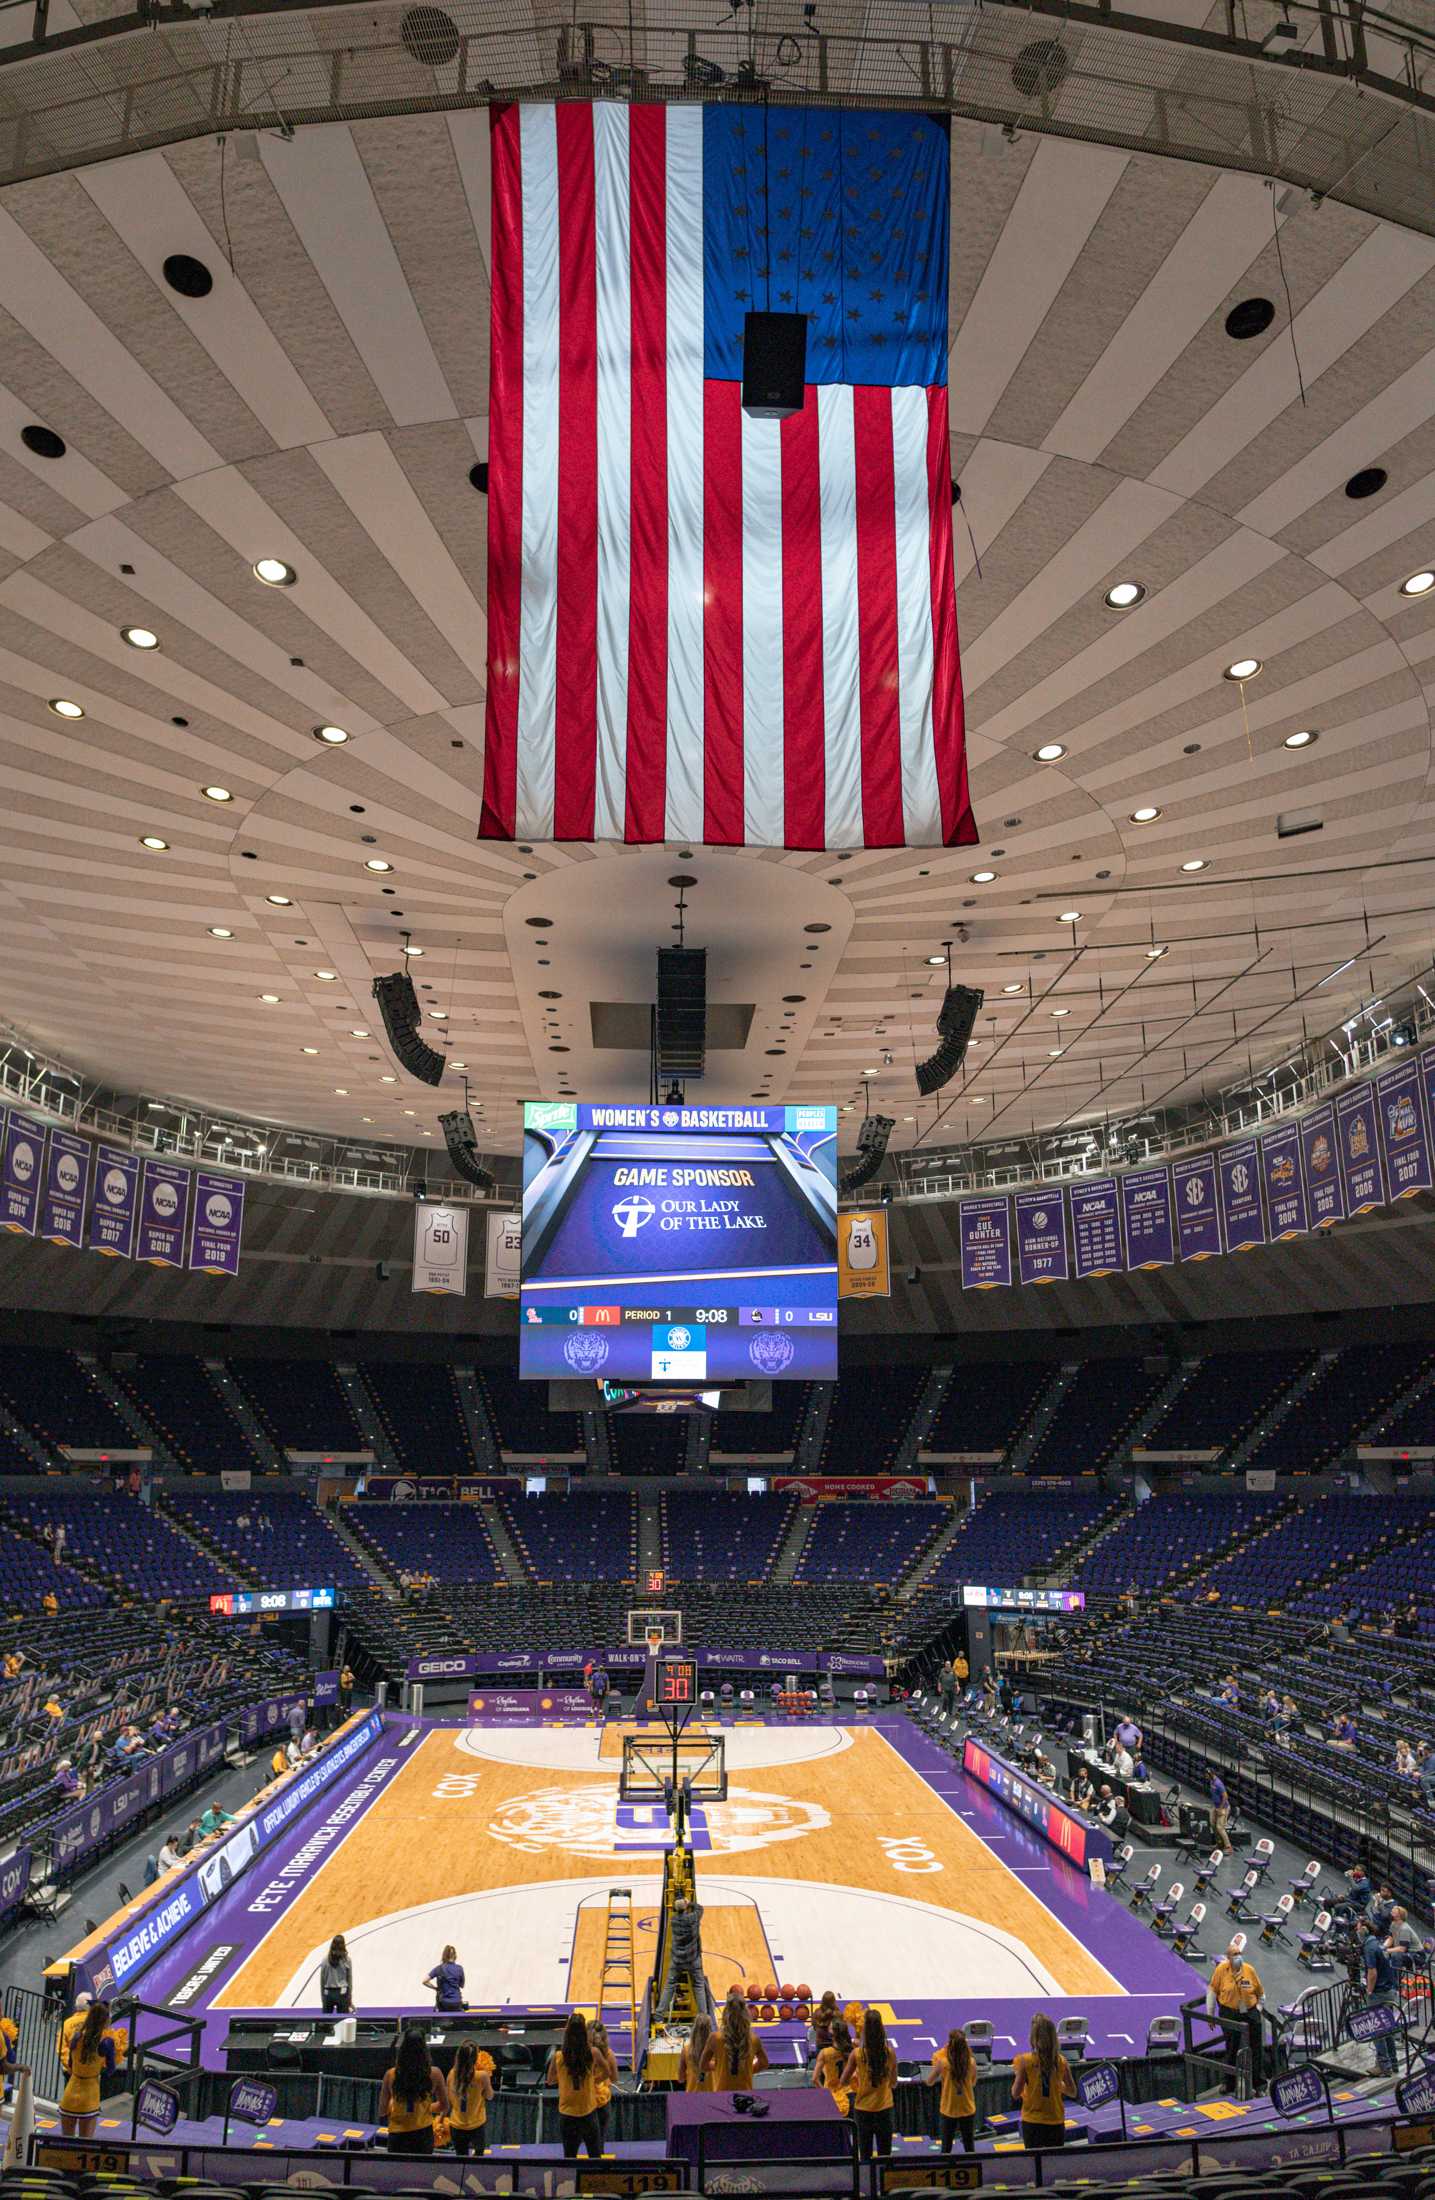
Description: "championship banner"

(188, 1171), (245, 1276)
(137, 1158), (191, 1267)
(1217, 1138), (1264, 1252)
(1336, 1080), (1385, 1213)
(1377, 1056), (1432, 1200)
(40, 1128), (90, 1248)
(1173, 1151), (1222, 1259)
(0, 1110), (45, 1234)
(1069, 1177), (1123, 1280)
(838, 1208), (890, 1298)
(88, 1144), (140, 1258)
(959, 1196), (1011, 1289)
(1260, 1123), (1307, 1241)
(1119, 1166), (1173, 1269)
(1300, 1101), (1344, 1228)
(1014, 1189), (1069, 1285)
(413, 1199), (468, 1295)
(485, 1210), (521, 1299)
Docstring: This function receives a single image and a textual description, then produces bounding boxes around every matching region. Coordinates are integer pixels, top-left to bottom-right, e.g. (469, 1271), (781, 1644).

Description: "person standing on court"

(677, 2013), (712, 2092)
(814, 2016), (853, 2115)
(380, 2026), (449, 2154)
(321, 1935), (352, 2013)
(938, 1660), (956, 1714)
(424, 1944), (466, 2010)
(928, 2024), (977, 2153)
(1362, 1920), (1400, 2076)
(1011, 2013), (1074, 2149)
(590, 1663), (610, 1716)
(839, 2007), (898, 2160)
(590, 2020), (614, 2148)
(447, 2040), (494, 2155)
(58, 1999), (116, 2139)
(547, 2011), (613, 2158)
(701, 1996), (769, 2091)
(1208, 1771), (1231, 1853)
(1206, 1940), (1265, 2090)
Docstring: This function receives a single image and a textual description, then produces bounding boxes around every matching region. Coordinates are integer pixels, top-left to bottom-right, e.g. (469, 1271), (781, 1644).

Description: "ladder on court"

(599, 1886), (638, 2066)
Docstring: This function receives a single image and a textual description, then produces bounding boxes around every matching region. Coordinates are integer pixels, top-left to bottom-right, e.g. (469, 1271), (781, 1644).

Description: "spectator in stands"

(928, 2025), (977, 2154)
(1385, 1907), (1420, 1956)
(156, 1833), (183, 1875)
(448, 2039), (493, 2156)
(1207, 1941), (1265, 2089)
(1344, 1864), (1373, 1916)
(114, 1724), (147, 1763)
(678, 2013), (712, 2092)
(153, 1706), (184, 1742)
(1417, 1744), (1435, 1804)
(1208, 1772), (1231, 1853)
(43, 1691), (63, 1721)
(547, 2011), (613, 2159)
(1331, 1712), (1359, 1750)
(424, 1944), (466, 2011)
(1362, 1921), (1400, 2076)
(1394, 1739), (1417, 1780)
(380, 2025), (449, 2155)
(1217, 1674), (1240, 1709)
(840, 2007), (898, 2161)
(197, 1801), (236, 1839)
(322, 1935), (353, 2013)
(1010, 2014), (1074, 2150)
(42, 1590), (57, 1616)
(2, 1649), (22, 1680)
(55, 1757), (81, 1800)
(1279, 1693), (1299, 1730)
(1259, 1688), (1281, 1724)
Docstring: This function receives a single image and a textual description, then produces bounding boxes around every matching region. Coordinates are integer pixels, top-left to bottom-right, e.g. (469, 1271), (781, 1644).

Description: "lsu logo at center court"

(487, 1785), (830, 1859)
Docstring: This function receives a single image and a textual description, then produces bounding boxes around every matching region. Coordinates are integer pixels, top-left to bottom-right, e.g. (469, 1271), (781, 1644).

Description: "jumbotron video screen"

(519, 1102), (838, 1382)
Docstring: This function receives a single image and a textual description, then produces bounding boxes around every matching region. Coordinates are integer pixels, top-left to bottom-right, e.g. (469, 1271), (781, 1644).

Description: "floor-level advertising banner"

(1014, 1189), (1068, 1284)
(413, 1199), (468, 1295)
(40, 1128), (90, 1248)
(0, 1109), (44, 1234)
(1069, 1177), (1122, 1279)
(1119, 1166), (1173, 1269)
(1260, 1122), (1307, 1240)
(838, 1207), (890, 1297)
(959, 1196), (1011, 1289)
(1377, 1054), (1432, 1199)
(485, 1209), (521, 1298)
(1300, 1100), (1344, 1228)
(1337, 1079), (1385, 1213)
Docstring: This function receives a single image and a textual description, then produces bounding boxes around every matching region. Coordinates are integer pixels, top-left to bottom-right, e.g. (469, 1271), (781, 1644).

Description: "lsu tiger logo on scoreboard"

(839, 1208), (890, 1299)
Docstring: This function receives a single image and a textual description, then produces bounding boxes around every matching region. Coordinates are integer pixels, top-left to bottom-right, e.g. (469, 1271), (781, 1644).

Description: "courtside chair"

(1128, 1862), (1162, 1912)
(964, 2021), (995, 2065)
(1245, 1836), (1277, 1880)
(1105, 1842), (1135, 1891)
(1260, 1892), (1296, 1948)
(1297, 1910), (1336, 1970)
(1152, 1881), (1185, 1935)
(1225, 1870), (1261, 1921)
(1193, 1849), (1225, 1895)
(1171, 1900), (1208, 1960)
(1288, 1859), (1323, 1907)
(1055, 2016), (1089, 2061)
(1146, 2015), (1181, 2055)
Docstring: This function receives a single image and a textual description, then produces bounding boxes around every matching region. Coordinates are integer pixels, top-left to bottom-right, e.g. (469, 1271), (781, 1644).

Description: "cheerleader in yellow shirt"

(446, 2041), (493, 2157)
(813, 2016), (853, 2116)
(927, 2025), (977, 2154)
(838, 2008), (898, 2161)
(59, 2001), (116, 2138)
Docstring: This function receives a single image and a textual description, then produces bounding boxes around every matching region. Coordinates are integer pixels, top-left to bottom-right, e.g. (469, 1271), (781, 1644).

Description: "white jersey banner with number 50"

(413, 1201), (468, 1296)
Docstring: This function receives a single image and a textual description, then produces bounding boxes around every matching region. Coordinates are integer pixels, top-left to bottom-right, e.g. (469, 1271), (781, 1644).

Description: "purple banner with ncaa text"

(88, 1144), (140, 1258)
(138, 1158), (191, 1266)
(1120, 1166), (1173, 1269)
(188, 1170), (245, 1276)
(40, 1128), (90, 1248)
(0, 1110), (44, 1234)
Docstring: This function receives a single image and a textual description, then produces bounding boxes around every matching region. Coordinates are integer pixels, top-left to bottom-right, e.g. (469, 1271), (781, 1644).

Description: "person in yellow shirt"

(590, 2020), (614, 2150)
(42, 1593), (58, 1617)
(677, 2013), (712, 2092)
(379, 2026), (449, 2154)
(446, 2040), (493, 2157)
(270, 1744), (287, 1779)
(839, 2008), (897, 2160)
(547, 2012), (615, 2159)
(59, 1999), (116, 2138)
(1010, 2014), (1074, 2150)
(2, 1650), (22, 1680)
(1206, 1941), (1265, 2090)
(0, 2009), (18, 2102)
(813, 2016), (853, 2115)
(928, 2024), (977, 2153)
(700, 1996), (769, 2092)
(953, 1653), (969, 1686)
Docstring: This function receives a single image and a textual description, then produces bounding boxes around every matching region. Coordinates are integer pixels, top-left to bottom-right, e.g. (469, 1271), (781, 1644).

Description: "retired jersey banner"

(137, 1158), (191, 1266)
(188, 1171), (245, 1276)
(485, 1210), (522, 1299)
(838, 1208), (890, 1297)
(0, 1110), (44, 1234)
(480, 103), (974, 852)
(1120, 1166), (1173, 1269)
(1300, 1100), (1344, 1228)
(1377, 1057), (1431, 1199)
(959, 1196), (1011, 1289)
(1217, 1138), (1264, 1251)
(40, 1128), (90, 1248)
(1260, 1123), (1307, 1240)
(413, 1200), (468, 1295)
(1015, 1189), (1069, 1285)
(1069, 1177), (1123, 1279)
(88, 1144), (140, 1258)
(1336, 1080), (1384, 1213)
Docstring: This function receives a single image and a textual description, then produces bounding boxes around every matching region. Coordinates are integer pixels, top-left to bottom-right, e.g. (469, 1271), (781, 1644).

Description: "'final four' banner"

(1015, 1190), (1069, 1285)
(1300, 1100), (1344, 1228)
(1336, 1081), (1384, 1213)
(40, 1129), (90, 1248)
(138, 1158), (191, 1267)
(1377, 1056), (1431, 1199)
(0, 1111), (45, 1234)
(1260, 1123), (1307, 1240)
(188, 1172), (246, 1276)
(88, 1145), (140, 1258)
(959, 1197), (1011, 1289)
(1120, 1166), (1173, 1269)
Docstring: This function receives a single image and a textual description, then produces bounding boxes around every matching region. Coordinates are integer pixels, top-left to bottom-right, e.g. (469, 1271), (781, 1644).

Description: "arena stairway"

(770, 1500), (819, 1583)
(210, 1361), (285, 1472)
(77, 1353), (175, 1464)
(151, 1493), (262, 1583)
(335, 1365), (391, 1465)
(324, 1500), (403, 1591)
(1229, 1350), (1339, 1469)
(452, 1365), (501, 1469)
(480, 1498), (529, 1584)
(1031, 1496), (1134, 1587)
(1008, 1363), (1080, 1470)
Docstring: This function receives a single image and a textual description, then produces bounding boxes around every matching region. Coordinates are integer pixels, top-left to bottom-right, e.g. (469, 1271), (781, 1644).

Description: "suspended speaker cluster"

(438, 1109), (496, 1194)
(916, 983), (984, 1096)
(839, 1113), (894, 1196)
(373, 971), (446, 1086)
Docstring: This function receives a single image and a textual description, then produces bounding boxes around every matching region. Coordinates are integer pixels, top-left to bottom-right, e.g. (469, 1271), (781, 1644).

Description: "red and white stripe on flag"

(480, 102), (976, 853)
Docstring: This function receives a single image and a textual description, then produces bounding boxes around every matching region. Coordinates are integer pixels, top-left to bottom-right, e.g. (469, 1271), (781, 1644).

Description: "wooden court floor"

(215, 1725), (1121, 2009)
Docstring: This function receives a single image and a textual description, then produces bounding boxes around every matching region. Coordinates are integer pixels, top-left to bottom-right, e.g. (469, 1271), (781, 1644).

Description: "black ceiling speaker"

(742, 311), (807, 421)
(657, 946), (707, 1082)
(439, 1109), (496, 1194)
(916, 983), (984, 1097)
(372, 970), (445, 1085)
(839, 1113), (894, 1196)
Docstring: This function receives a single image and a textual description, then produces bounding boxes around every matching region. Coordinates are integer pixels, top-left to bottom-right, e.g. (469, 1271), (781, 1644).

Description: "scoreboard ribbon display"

(520, 1103), (838, 1381)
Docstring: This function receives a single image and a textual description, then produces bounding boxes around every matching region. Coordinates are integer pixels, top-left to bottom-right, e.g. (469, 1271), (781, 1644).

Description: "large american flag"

(480, 101), (975, 852)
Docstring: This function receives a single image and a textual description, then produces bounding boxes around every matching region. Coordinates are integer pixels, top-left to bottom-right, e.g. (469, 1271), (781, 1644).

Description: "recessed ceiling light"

(350, 1028), (369, 1038)
(970, 869), (997, 883)
(202, 785), (232, 803)
(1048, 1047), (1065, 1057)
(1104, 581), (1145, 609)
(259, 993), (280, 1003)
(253, 557), (295, 587)
(1130, 805), (1161, 822)
(207, 926), (233, 938)
(364, 858), (392, 873)
(140, 834), (168, 851)
(1224, 657), (1262, 681)
(926, 955), (946, 967)
(122, 626), (159, 650)
(968, 1095), (987, 1104)
(334, 1087), (348, 1095)
(1181, 858), (1208, 872)
(403, 1109), (416, 1118)
(1146, 945), (1167, 959)
(1400, 568), (1434, 597)
(1001, 983), (1023, 995)
(266, 893), (292, 905)
(313, 724), (350, 744)
(1059, 910), (1081, 923)
(314, 969), (338, 981)
(48, 697), (84, 719)
(1052, 1007), (1070, 1017)
(1283, 729), (1318, 748)
(300, 1047), (319, 1056)
(452, 1061), (467, 1070)
(381, 1074), (397, 1083)
(431, 1009), (448, 1020)
(402, 943), (423, 956)
(1034, 743), (1066, 762)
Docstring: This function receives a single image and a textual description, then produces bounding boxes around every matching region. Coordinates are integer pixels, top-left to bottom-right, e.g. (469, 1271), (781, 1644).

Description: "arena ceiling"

(0, 63), (1432, 1162)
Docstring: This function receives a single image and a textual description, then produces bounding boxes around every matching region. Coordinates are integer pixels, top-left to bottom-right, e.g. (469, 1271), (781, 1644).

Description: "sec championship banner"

(0, 1111), (44, 1234)
(838, 1209), (890, 1298)
(485, 1210), (521, 1299)
(414, 1201), (468, 1295)
(40, 1129), (90, 1248)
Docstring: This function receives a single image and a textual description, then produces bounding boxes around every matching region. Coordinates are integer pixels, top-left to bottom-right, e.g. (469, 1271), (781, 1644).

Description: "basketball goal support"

(619, 1646), (721, 2039)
